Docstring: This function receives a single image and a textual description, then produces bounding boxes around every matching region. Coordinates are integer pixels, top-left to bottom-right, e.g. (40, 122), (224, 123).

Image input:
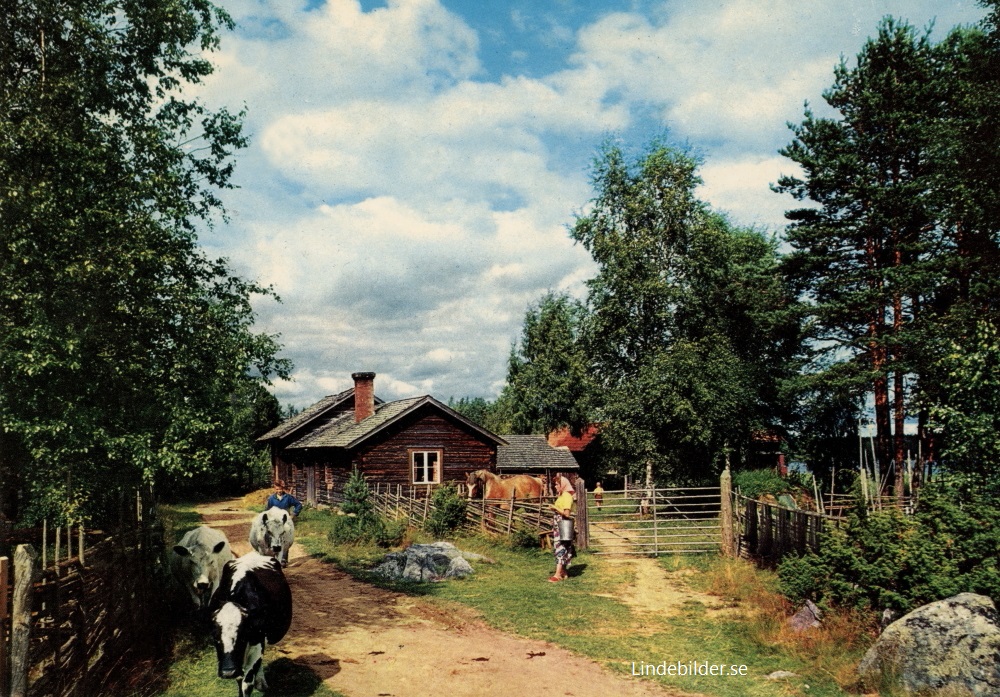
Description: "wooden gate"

(587, 486), (722, 555)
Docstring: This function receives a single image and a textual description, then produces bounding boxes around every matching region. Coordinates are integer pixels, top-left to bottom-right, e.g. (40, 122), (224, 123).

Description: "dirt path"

(587, 524), (732, 620)
(197, 500), (699, 697)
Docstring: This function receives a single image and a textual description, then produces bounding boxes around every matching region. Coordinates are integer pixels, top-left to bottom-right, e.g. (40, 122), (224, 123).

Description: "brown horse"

(465, 470), (545, 501)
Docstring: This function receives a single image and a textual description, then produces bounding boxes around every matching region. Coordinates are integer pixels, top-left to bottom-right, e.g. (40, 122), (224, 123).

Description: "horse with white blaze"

(249, 506), (295, 567)
(171, 525), (234, 610)
(210, 552), (293, 697)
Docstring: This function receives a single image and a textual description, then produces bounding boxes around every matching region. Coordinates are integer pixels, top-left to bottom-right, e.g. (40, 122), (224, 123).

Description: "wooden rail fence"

(0, 522), (167, 697)
(735, 494), (843, 565)
(369, 482), (565, 546)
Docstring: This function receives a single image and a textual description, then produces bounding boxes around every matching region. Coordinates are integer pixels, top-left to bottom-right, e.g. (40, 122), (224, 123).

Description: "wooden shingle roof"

(257, 388), (387, 442)
(497, 435), (579, 471)
(284, 395), (507, 451)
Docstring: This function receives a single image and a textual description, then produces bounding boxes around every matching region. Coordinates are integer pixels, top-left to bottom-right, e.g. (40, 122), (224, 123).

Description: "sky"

(194, 0), (988, 409)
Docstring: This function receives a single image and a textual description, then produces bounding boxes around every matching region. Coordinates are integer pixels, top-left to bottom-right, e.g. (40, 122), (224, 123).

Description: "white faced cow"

(171, 525), (234, 610)
(249, 507), (295, 567)
(210, 552), (293, 697)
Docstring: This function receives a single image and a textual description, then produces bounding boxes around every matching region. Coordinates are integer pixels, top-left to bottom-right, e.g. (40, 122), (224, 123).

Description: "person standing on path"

(267, 480), (303, 517)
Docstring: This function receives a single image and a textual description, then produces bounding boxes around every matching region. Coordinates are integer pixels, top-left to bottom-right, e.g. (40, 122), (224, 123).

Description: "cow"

(249, 507), (295, 567)
(210, 552), (293, 697)
(171, 525), (234, 610)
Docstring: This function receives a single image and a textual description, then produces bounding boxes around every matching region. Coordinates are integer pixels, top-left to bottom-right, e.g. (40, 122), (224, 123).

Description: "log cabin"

(257, 372), (508, 505)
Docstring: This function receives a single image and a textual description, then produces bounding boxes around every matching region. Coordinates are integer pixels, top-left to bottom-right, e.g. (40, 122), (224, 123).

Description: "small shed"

(497, 434), (579, 486)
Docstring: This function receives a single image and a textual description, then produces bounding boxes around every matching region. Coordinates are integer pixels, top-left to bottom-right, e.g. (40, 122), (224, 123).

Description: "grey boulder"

(372, 541), (480, 582)
(857, 593), (1000, 695)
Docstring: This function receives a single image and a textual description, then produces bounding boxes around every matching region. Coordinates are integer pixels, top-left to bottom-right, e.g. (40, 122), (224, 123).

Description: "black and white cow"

(171, 525), (234, 610)
(210, 552), (293, 697)
(249, 506), (295, 567)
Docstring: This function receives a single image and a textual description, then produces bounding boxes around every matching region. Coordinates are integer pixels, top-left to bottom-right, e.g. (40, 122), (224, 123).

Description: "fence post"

(574, 479), (588, 550)
(11, 544), (37, 697)
(720, 466), (735, 557)
(0, 555), (8, 697)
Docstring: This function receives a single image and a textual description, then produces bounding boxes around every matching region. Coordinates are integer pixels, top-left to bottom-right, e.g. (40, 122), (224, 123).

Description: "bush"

(329, 511), (405, 547)
(777, 480), (1000, 614)
(341, 469), (374, 517)
(328, 469), (407, 548)
(507, 522), (542, 550)
(424, 483), (467, 538)
(734, 468), (795, 499)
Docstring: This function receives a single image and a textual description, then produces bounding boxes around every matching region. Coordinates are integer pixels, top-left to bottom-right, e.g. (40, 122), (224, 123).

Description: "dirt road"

(198, 500), (697, 697)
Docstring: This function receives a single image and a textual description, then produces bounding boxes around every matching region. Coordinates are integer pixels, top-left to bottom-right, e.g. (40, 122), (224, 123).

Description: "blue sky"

(194, 0), (988, 409)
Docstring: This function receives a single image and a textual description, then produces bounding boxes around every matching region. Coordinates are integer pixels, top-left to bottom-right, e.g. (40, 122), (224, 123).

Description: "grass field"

(153, 501), (871, 697)
(293, 507), (872, 697)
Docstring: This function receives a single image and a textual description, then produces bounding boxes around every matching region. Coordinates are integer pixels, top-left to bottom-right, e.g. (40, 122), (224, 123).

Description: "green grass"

(294, 507), (866, 697)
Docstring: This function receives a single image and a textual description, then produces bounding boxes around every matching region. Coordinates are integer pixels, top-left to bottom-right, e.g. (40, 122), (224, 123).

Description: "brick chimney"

(352, 372), (376, 423)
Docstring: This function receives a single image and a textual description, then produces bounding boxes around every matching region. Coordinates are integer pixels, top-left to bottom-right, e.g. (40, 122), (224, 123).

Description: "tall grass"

(687, 555), (875, 691)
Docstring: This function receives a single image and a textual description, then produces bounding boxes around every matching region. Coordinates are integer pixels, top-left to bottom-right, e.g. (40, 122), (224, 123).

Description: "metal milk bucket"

(557, 518), (575, 541)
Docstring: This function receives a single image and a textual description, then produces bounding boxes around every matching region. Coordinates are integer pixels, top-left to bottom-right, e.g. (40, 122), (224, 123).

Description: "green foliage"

(328, 511), (405, 548)
(778, 481), (1000, 613)
(776, 16), (1000, 479)
(424, 483), (467, 538)
(499, 291), (594, 435)
(446, 396), (512, 436)
(570, 140), (800, 484)
(507, 522), (543, 550)
(733, 469), (795, 499)
(926, 320), (1000, 472)
(0, 0), (290, 524)
(329, 471), (405, 547)
(340, 469), (373, 517)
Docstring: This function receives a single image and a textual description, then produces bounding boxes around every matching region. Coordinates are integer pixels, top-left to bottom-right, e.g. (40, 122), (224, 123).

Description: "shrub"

(328, 469), (407, 548)
(733, 468), (794, 499)
(329, 511), (405, 548)
(424, 483), (468, 538)
(507, 522), (542, 550)
(777, 480), (1000, 614)
(341, 469), (373, 517)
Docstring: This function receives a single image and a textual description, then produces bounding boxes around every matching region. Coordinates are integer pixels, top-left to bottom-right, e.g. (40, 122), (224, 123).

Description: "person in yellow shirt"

(593, 481), (604, 510)
(549, 473), (575, 582)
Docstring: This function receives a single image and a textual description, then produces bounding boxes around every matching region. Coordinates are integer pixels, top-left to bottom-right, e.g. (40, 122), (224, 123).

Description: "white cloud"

(199, 0), (986, 407)
(698, 156), (804, 231)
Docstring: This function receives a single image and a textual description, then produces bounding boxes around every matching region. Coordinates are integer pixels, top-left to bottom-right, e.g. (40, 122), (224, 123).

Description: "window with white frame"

(411, 450), (442, 484)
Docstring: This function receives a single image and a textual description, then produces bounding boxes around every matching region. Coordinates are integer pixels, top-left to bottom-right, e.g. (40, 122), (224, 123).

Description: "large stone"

(857, 593), (1000, 695)
(787, 600), (822, 632)
(372, 542), (480, 582)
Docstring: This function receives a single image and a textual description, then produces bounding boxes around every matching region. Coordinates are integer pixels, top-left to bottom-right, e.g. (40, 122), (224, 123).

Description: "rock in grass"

(787, 600), (822, 632)
(766, 671), (797, 680)
(857, 593), (1000, 695)
(372, 542), (480, 582)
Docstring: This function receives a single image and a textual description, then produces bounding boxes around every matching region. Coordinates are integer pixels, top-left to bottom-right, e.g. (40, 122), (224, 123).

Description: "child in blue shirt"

(266, 480), (303, 516)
